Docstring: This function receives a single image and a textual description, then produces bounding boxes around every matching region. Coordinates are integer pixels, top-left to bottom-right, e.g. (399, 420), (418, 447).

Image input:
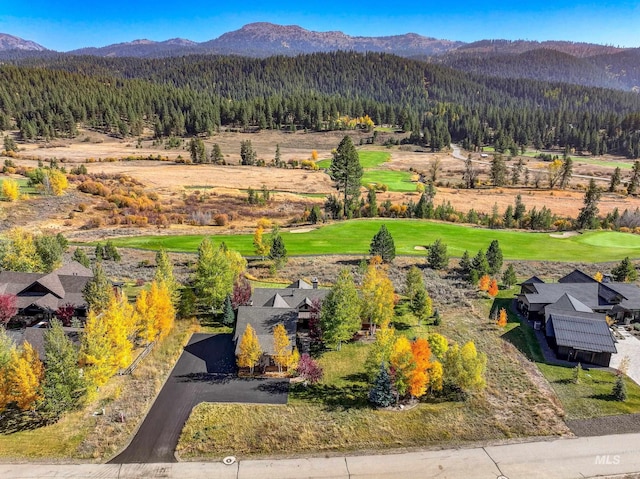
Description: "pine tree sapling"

(369, 363), (395, 407)
(222, 295), (235, 327)
(613, 375), (627, 402)
(427, 239), (448, 270)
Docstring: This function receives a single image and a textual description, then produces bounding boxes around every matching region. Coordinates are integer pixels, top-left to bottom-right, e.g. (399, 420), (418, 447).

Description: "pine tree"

(576, 179), (601, 229)
(240, 140), (257, 165)
(82, 262), (114, 314)
(369, 224), (396, 263)
(459, 250), (472, 281)
(404, 266), (424, 301)
(269, 229), (288, 269)
(490, 155), (507, 186)
(427, 238), (448, 270)
(369, 363), (395, 407)
(222, 295), (235, 327)
(613, 375), (627, 401)
(611, 257), (637, 282)
(210, 143), (224, 164)
(471, 249), (489, 279)
(502, 264), (518, 289)
(628, 161), (640, 195)
(410, 288), (432, 325)
(486, 240), (503, 276)
(367, 188), (378, 217)
(328, 136), (363, 218)
(609, 167), (621, 192)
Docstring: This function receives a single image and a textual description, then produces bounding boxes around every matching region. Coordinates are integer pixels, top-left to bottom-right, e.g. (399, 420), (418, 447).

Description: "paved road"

(4, 433), (640, 478)
(109, 334), (289, 464)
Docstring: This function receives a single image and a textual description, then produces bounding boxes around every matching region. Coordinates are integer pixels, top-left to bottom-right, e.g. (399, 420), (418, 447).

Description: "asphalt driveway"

(109, 333), (289, 464)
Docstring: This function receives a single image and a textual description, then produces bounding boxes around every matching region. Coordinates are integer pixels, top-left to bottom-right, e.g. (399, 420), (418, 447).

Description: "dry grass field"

(5, 127), (640, 242)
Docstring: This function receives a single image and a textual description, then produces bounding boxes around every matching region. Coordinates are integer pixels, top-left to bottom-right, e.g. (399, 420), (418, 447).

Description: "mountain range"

(1, 22), (639, 91)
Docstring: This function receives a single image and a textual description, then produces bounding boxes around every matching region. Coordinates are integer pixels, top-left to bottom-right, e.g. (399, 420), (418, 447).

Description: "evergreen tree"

(82, 262), (113, 314)
(486, 240), (504, 276)
(240, 140), (257, 165)
(274, 144), (283, 168)
(471, 250), (489, 279)
(104, 240), (121, 262)
(367, 188), (378, 217)
(609, 167), (622, 192)
(502, 264), (518, 289)
(41, 319), (86, 419)
(560, 157), (573, 189)
(369, 224), (396, 263)
(189, 138), (206, 163)
(427, 239), (449, 270)
(328, 136), (363, 218)
(611, 257), (637, 282)
(308, 205), (322, 224)
(404, 266), (424, 301)
(459, 250), (472, 280)
(514, 194), (526, 227)
(222, 295), (235, 327)
(490, 155), (507, 186)
(613, 375), (627, 401)
(210, 143), (224, 164)
(269, 228), (288, 269)
(410, 288), (432, 325)
(576, 179), (601, 229)
(72, 248), (90, 268)
(369, 363), (395, 407)
(628, 161), (640, 195)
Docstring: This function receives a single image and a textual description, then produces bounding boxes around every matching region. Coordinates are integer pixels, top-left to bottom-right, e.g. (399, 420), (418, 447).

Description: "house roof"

(250, 287), (329, 309)
(287, 279), (313, 289)
(233, 307), (297, 356)
(558, 269), (597, 284)
(547, 293), (593, 314)
(549, 314), (617, 354)
(265, 293), (291, 308)
(22, 326), (83, 361)
(525, 283), (606, 310)
(606, 283), (640, 310)
(520, 275), (545, 285)
(0, 262), (93, 313)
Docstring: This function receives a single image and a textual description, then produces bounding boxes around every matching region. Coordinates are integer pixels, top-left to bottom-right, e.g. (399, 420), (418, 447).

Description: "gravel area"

(567, 414), (640, 437)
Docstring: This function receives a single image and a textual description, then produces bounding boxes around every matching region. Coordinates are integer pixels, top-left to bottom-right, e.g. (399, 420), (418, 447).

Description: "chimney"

(312, 277), (318, 289)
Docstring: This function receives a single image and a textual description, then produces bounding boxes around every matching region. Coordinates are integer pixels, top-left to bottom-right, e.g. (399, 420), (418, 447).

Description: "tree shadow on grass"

(590, 393), (616, 401)
(291, 383), (369, 409)
(0, 408), (50, 434)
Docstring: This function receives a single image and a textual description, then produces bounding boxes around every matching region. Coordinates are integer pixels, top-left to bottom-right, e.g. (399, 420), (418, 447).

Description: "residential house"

(515, 269), (640, 367)
(233, 278), (328, 372)
(0, 261), (93, 324)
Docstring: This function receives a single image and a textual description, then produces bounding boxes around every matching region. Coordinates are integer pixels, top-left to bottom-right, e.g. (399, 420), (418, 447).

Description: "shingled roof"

(233, 307), (297, 356)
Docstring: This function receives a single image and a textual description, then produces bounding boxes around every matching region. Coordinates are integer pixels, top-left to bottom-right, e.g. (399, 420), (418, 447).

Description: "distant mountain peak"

(0, 33), (47, 51)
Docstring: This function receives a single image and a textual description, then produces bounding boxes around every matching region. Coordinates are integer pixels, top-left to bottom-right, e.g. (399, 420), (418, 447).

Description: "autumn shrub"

(214, 213), (229, 226)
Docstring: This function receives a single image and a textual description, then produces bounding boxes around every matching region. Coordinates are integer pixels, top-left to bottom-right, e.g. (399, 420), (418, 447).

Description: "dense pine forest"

(2, 51), (640, 157)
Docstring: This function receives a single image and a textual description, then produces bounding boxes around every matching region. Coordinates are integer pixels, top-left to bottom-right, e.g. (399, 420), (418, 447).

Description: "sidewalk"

(2, 433), (640, 479)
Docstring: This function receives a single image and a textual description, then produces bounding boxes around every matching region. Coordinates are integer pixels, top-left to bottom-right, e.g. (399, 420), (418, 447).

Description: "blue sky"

(2, 1), (639, 51)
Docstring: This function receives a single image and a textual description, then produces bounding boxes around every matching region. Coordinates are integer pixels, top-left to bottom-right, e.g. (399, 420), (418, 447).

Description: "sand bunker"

(549, 231), (580, 239)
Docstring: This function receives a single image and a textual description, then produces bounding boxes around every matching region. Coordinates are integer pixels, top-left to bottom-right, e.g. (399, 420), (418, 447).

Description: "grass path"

(104, 219), (640, 262)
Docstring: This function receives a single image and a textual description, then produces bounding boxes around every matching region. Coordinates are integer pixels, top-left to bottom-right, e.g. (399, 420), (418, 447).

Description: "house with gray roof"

(515, 269), (637, 367)
(233, 279), (328, 372)
(0, 261), (93, 325)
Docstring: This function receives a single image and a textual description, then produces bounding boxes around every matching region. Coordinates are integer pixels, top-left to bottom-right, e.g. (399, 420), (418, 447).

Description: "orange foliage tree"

(409, 338), (432, 398)
(478, 274), (491, 291)
(497, 308), (507, 327)
(488, 279), (499, 297)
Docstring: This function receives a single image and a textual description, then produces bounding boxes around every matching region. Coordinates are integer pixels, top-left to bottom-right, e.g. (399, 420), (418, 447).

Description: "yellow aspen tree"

(429, 360), (444, 392)
(151, 280), (175, 341)
(390, 336), (415, 398)
(224, 247), (247, 282)
(104, 294), (135, 370)
(311, 150), (319, 161)
(361, 261), (395, 335)
(134, 288), (157, 345)
(594, 271), (603, 282)
(365, 319), (396, 379)
(237, 324), (262, 374)
(4, 342), (44, 410)
(288, 348), (300, 373)
(80, 310), (116, 394)
(272, 323), (292, 373)
(2, 178), (19, 201)
(47, 169), (68, 196)
(497, 308), (508, 327)
(253, 225), (269, 259)
(459, 341), (487, 391)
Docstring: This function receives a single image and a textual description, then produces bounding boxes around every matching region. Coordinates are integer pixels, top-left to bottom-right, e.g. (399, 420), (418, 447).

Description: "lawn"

(362, 170), (417, 192)
(103, 219), (640, 262)
(316, 150), (390, 170)
(0, 177), (38, 196)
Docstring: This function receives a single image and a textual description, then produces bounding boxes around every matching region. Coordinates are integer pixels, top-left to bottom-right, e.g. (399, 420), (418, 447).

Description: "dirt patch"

(290, 227), (317, 234)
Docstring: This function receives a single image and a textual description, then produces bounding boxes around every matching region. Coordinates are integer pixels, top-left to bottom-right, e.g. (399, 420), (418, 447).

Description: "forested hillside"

(2, 52), (640, 157)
